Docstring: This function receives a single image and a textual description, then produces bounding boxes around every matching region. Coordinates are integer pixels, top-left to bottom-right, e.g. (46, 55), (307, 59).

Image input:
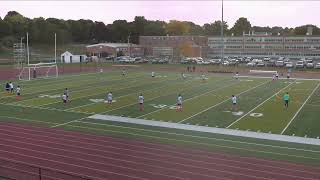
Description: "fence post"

(38, 167), (42, 180)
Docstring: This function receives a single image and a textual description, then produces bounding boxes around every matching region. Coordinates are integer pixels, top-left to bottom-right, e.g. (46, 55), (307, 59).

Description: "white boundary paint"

(88, 114), (320, 146)
(281, 83), (320, 135)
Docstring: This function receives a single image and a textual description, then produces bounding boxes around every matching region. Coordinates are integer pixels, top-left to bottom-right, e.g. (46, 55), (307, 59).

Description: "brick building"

(86, 43), (144, 57)
(139, 36), (208, 61)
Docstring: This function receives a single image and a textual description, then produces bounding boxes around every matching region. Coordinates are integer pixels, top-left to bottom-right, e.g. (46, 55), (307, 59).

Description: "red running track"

(0, 122), (319, 180)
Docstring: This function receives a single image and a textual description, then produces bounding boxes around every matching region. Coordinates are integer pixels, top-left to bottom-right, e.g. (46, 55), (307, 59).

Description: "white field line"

(9, 73), (144, 103)
(281, 83), (320, 135)
(137, 79), (239, 118)
(102, 78), (230, 114)
(239, 76), (320, 81)
(33, 77), (169, 108)
(66, 77), (182, 111)
(4, 72), (124, 98)
(51, 117), (89, 128)
(226, 82), (294, 128)
(80, 119), (320, 154)
(67, 123), (320, 161)
(0, 137), (303, 180)
(0, 115), (60, 125)
(179, 80), (270, 123)
(0, 102), (92, 115)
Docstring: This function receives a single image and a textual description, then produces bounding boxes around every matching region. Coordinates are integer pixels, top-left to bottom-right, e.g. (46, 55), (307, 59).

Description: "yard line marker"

(281, 83), (320, 135)
(138, 79), (239, 119)
(226, 82), (293, 128)
(50, 117), (87, 128)
(179, 80), (269, 123)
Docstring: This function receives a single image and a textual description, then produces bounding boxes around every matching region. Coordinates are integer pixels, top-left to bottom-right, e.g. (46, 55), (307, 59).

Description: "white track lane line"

(226, 82), (294, 128)
(281, 83), (320, 135)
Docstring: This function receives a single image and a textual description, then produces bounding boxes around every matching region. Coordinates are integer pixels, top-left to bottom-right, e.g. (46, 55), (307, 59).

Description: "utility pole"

(127, 33), (131, 57)
(27, 32), (29, 65)
(221, 0), (224, 61)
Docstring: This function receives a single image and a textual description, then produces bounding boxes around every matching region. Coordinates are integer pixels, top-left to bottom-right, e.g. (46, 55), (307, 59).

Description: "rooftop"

(86, 43), (140, 48)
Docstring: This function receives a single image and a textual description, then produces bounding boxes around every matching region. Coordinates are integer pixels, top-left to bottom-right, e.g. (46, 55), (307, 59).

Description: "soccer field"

(1, 70), (320, 165)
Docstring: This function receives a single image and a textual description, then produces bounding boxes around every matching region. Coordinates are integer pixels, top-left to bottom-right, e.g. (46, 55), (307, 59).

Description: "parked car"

(134, 58), (149, 64)
(246, 62), (256, 67)
(257, 61), (265, 67)
(275, 61), (284, 67)
(295, 61), (304, 68)
(315, 63), (320, 69)
(209, 59), (221, 65)
(285, 62), (294, 68)
(306, 63), (314, 68)
(222, 61), (230, 66)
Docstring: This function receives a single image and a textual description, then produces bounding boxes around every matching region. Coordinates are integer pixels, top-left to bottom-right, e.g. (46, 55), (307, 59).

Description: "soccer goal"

(18, 62), (58, 81)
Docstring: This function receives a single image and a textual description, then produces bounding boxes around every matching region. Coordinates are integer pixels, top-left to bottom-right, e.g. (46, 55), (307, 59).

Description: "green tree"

(203, 21), (228, 36)
(166, 20), (189, 35)
(230, 17), (251, 36)
(0, 17), (12, 38)
(143, 21), (166, 36)
(3, 11), (28, 37)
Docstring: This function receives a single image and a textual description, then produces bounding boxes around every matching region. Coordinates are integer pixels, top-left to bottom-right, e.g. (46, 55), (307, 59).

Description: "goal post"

(18, 62), (58, 81)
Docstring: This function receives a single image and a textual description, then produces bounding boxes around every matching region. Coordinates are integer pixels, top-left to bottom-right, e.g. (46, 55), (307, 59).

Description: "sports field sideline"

(1, 70), (320, 166)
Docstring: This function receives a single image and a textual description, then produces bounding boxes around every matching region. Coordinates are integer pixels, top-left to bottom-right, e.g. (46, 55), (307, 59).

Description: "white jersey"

(16, 87), (21, 93)
(62, 94), (67, 100)
(139, 95), (144, 104)
(275, 73), (279, 77)
(201, 74), (205, 80)
(107, 93), (112, 100)
(151, 72), (155, 77)
(232, 96), (237, 104)
(182, 73), (186, 78)
(177, 96), (182, 104)
(9, 83), (13, 89)
(272, 74), (276, 80)
(235, 73), (239, 79)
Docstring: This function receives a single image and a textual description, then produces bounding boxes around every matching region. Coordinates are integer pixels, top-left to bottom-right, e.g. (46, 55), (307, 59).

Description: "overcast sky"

(0, 1), (319, 27)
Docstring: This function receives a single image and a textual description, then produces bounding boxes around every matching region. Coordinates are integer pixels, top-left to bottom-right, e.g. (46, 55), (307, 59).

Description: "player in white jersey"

(231, 95), (237, 111)
(176, 94), (183, 112)
(16, 86), (21, 100)
(234, 72), (239, 80)
(151, 72), (155, 77)
(138, 94), (144, 111)
(62, 94), (67, 105)
(275, 72), (279, 80)
(201, 74), (206, 82)
(122, 69), (126, 76)
(107, 92), (113, 104)
(9, 82), (14, 93)
(181, 73), (186, 79)
(272, 73), (276, 81)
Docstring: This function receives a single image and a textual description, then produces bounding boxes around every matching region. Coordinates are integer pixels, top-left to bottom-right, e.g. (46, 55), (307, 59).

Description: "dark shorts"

(108, 100), (112, 103)
(139, 103), (143, 105)
(233, 103), (237, 105)
(17, 93), (20, 96)
(5, 88), (9, 91)
(287, 76), (290, 79)
(285, 100), (289, 104)
(63, 99), (67, 103)
(177, 103), (182, 106)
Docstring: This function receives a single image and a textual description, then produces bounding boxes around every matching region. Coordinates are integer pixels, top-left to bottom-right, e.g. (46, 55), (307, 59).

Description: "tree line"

(0, 11), (320, 49)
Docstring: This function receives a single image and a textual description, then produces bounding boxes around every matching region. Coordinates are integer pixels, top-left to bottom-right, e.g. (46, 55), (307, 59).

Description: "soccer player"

(16, 85), (21, 101)
(64, 88), (70, 99)
(5, 82), (10, 94)
(275, 72), (279, 80)
(138, 94), (144, 111)
(201, 74), (206, 82)
(151, 71), (155, 77)
(287, 72), (291, 81)
(283, 92), (290, 108)
(231, 95), (237, 111)
(272, 73), (276, 81)
(122, 68), (126, 76)
(181, 73), (186, 79)
(176, 94), (183, 112)
(9, 82), (14, 93)
(62, 93), (67, 105)
(107, 92), (113, 104)
(235, 72), (239, 80)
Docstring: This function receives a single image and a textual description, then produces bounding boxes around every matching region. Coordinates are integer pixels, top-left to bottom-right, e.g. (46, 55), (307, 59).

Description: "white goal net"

(18, 63), (58, 81)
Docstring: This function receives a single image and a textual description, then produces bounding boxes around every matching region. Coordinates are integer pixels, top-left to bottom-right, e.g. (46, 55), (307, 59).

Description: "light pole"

(221, 0), (224, 61)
